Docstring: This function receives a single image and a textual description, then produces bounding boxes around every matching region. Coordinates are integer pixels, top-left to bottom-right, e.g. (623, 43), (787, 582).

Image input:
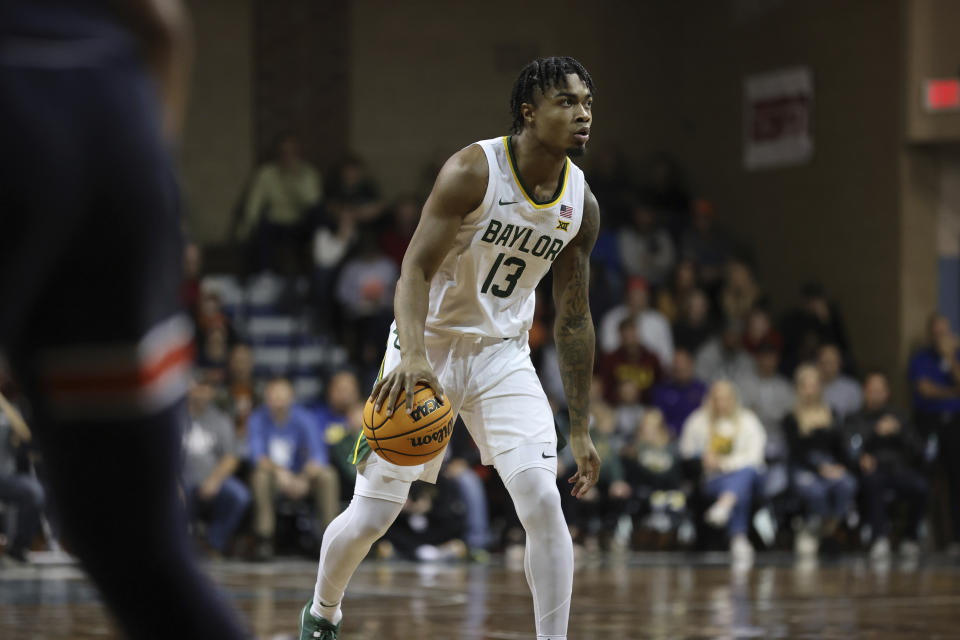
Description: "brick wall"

(253, 0), (351, 175)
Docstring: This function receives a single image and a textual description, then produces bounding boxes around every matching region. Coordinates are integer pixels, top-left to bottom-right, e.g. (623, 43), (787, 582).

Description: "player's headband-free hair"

(510, 56), (596, 134)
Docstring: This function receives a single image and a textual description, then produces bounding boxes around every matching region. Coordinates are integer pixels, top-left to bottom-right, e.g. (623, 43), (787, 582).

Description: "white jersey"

(425, 136), (586, 338)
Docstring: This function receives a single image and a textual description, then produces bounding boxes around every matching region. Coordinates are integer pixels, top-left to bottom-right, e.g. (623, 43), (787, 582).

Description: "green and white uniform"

(354, 136), (585, 496)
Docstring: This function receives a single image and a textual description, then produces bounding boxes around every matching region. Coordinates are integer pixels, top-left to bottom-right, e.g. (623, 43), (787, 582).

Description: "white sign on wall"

(743, 66), (813, 170)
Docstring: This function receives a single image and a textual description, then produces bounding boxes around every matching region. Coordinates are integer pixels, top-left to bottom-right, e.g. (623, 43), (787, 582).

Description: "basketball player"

(301, 56), (601, 640)
(0, 1), (249, 637)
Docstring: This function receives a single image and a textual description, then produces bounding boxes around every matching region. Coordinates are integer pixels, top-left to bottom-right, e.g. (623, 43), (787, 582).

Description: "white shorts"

(353, 322), (557, 501)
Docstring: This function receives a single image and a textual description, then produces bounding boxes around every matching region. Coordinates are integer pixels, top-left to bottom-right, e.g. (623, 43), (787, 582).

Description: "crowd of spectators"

(2, 139), (960, 569)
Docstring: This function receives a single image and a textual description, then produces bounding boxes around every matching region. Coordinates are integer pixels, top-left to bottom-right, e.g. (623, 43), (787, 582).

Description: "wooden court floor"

(1, 552), (960, 639)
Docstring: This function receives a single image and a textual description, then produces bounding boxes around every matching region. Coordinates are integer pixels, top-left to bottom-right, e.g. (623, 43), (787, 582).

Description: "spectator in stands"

(325, 154), (383, 224)
(183, 372), (250, 557)
(377, 483), (467, 562)
(599, 277), (673, 368)
(194, 290), (239, 382)
(312, 215), (358, 332)
(314, 370), (361, 497)
(817, 344), (863, 420)
(323, 402), (365, 507)
(248, 378), (340, 559)
(239, 132), (322, 273)
(908, 313), (960, 553)
(720, 259), (760, 324)
(680, 198), (730, 290)
(617, 198), (675, 286)
(622, 409), (688, 542)
(694, 320), (757, 388)
(739, 342), (794, 501)
(680, 380), (766, 564)
(742, 306), (782, 355)
(443, 424), (493, 559)
(782, 365), (857, 557)
(536, 337), (567, 412)
(222, 344), (256, 457)
(672, 288), (715, 354)
(739, 342), (795, 454)
(587, 375), (622, 449)
(312, 154), (382, 328)
(656, 259), (699, 323)
(909, 314), (960, 435)
(180, 241), (202, 314)
(379, 195), (421, 269)
(847, 372), (927, 559)
(651, 349), (706, 437)
(613, 380), (646, 450)
(335, 229), (399, 374)
(781, 282), (852, 374)
(598, 319), (663, 405)
(589, 225), (626, 320)
(0, 388), (43, 564)
(563, 392), (632, 550)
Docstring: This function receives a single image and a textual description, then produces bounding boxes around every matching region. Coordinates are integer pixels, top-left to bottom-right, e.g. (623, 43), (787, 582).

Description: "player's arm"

(552, 183), (601, 499)
(111, 0), (193, 141)
(371, 145), (488, 416)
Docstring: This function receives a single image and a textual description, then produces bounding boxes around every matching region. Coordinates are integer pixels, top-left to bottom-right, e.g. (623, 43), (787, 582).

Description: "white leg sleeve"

(310, 490), (406, 622)
(504, 466), (573, 640)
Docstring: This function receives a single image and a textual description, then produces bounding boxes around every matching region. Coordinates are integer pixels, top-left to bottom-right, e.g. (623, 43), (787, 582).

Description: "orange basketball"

(363, 383), (453, 466)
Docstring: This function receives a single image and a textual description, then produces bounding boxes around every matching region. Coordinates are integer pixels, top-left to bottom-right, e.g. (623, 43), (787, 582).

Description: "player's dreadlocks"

(510, 56), (595, 134)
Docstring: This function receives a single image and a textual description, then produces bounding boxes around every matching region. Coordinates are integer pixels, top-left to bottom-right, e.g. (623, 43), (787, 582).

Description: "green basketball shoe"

(299, 601), (341, 640)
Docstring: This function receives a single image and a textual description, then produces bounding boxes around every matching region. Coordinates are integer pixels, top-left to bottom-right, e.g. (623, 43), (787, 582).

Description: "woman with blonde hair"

(782, 364), (857, 557)
(679, 380), (766, 563)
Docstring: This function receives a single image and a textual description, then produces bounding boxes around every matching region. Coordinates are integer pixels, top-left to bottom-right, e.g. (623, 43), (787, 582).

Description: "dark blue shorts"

(0, 55), (191, 421)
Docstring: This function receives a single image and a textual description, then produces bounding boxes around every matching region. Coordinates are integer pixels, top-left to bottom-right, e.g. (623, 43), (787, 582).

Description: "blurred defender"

(300, 56), (602, 640)
(0, 1), (249, 637)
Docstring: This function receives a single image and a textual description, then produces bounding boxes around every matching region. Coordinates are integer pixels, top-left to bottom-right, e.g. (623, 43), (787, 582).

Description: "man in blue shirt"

(908, 313), (960, 551)
(249, 378), (340, 559)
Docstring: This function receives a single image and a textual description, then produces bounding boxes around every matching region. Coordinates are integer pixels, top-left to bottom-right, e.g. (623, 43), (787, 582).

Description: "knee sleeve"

(509, 470), (565, 531)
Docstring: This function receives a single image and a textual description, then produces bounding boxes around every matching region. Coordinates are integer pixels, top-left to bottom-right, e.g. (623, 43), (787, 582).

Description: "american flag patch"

(559, 204), (574, 218)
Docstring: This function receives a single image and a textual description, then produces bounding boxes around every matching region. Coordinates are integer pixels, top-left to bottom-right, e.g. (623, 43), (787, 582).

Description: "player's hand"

(568, 432), (601, 499)
(370, 353), (445, 417)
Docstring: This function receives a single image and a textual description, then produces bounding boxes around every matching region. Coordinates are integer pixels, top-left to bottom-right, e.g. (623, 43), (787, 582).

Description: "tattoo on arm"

(554, 185), (600, 435)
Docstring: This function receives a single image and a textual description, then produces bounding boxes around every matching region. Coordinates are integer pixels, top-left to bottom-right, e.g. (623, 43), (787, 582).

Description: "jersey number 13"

(481, 252), (526, 298)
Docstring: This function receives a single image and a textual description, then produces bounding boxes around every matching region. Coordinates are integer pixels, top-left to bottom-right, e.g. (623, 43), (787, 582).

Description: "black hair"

(510, 56), (595, 134)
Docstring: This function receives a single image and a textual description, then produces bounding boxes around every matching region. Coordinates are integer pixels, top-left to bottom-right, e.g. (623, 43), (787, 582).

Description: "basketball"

(363, 383), (453, 466)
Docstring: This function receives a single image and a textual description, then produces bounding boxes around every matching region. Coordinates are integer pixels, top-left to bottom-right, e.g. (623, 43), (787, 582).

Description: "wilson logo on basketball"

(409, 417), (453, 449)
(410, 397), (442, 421)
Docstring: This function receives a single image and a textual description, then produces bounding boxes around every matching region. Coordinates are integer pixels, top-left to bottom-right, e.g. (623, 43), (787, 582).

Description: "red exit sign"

(925, 78), (960, 112)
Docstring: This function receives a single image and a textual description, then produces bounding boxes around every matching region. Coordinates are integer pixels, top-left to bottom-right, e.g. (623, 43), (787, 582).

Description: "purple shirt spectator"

(909, 347), (960, 414)
(652, 379), (707, 437)
(248, 404), (326, 472)
(650, 349), (706, 436)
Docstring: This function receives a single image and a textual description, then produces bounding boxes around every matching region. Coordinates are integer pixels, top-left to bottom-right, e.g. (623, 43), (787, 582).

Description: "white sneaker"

(870, 537), (891, 560)
(795, 530), (819, 557)
(899, 540), (920, 559)
(730, 535), (754, 565)
(706, 499), (734, 529)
